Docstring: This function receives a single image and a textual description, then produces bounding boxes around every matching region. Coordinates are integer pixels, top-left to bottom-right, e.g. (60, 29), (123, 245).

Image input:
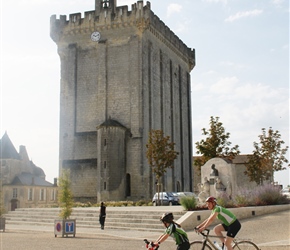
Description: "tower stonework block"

(50, 0), (195, 202)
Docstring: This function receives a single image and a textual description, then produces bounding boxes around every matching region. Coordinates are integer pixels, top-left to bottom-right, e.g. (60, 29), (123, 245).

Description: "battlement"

(50, 0), (195, 66)
(50, 1), (151, 38)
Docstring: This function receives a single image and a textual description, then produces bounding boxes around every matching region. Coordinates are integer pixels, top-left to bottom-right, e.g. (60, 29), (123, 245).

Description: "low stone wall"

(177, 204), (290, 231)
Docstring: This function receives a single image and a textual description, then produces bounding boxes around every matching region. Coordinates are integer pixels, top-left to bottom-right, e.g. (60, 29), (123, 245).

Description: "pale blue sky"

(1, 0), (289, 186)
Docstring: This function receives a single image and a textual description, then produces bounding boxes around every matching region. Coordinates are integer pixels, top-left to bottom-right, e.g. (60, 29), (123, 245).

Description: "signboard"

(65, 220), (75, 233)
(54, 219), (76, 237)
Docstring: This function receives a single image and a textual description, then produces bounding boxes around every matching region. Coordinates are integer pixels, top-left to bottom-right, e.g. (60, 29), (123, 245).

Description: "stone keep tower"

(50, 0), (195, 202)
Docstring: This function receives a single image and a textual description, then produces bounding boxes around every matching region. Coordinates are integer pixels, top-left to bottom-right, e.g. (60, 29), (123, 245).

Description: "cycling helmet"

(160, 212), (174, 223)
(205, 196), (217, 203)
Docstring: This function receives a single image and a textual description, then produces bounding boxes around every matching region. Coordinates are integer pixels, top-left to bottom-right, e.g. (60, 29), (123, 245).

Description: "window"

(28, 188), (33, 201)
(176, 181), (181, 192)
(13, 188), (18, 198)
(51, 189), (56, 201)
(104, 161), (107, 169)
(40, 189), (46, 201)
(104, 182), (107, 190)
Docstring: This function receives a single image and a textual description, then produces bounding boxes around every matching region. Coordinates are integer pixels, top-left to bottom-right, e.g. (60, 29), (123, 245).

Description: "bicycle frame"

(198, 229), (224, 250)
(192, 228), (260, 250)
(205, 237), (222, 249)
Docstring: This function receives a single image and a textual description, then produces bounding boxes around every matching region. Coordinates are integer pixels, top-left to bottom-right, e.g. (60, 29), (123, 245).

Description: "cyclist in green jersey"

(154, 212), (190, 250)
(196, 196), (241, 250)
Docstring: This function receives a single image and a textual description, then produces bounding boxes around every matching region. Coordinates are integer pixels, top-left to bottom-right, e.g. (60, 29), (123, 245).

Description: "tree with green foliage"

(245, 127), (290, 185)
(194, 116), (240, 169)
(146, 130), (179, 200)
(58, 170), (74, 219)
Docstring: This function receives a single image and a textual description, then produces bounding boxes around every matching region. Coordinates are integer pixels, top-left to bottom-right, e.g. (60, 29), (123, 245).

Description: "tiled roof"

(10, 172), (53, 187)
(98, 118), (127, 129)
(0, 132), (21, 160)
(31, 161), (46, 177)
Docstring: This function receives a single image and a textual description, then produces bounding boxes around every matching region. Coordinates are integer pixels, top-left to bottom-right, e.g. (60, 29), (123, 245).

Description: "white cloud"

(192, 82), (204, 91)
(17, 0), (86, 7)
(203, 0), (228, 4)
(204, 70), (216, 75)
(225, 9), (263, 22)
(118, 0), (135, 6)
(271, 0), (285, 6)
(172, 21), (188, 33)
(210, 76), (238, 94)
(167, 3), (182, 18)
(234, 83), (282, 101)
(192, 78), (289, 147)
(219, 61), (248, 70)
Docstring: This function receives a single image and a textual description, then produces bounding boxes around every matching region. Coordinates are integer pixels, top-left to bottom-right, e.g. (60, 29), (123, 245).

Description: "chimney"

(19, 145), (29, 162)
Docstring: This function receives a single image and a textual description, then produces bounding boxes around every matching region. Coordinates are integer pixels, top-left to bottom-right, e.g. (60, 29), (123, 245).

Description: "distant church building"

(0, 133), (58, 212)
(50, 0), (195, 202)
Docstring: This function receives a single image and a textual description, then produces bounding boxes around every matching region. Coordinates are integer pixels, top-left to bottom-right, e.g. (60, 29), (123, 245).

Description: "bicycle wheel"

(190, 241), (212, 250)
(233, 240), (259, 250)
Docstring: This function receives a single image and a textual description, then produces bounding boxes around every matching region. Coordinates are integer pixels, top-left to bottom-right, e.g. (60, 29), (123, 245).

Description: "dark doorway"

(11, 199), (18, 211)
(126, 173), (131, 197)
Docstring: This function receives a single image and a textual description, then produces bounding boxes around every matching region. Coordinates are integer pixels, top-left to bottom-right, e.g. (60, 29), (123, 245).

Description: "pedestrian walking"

(99, 202), (106, 230)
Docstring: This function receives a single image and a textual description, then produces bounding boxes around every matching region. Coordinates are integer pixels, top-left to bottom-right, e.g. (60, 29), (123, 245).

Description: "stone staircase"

(4, 207), (187, 232)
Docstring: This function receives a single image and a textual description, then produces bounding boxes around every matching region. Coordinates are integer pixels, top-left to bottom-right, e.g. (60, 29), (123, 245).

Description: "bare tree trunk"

(157, 177), (160, 206)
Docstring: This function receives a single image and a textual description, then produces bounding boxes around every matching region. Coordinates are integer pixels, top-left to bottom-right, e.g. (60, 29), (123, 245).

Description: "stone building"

(50, 0), (195, 202)
(0, 133), (58, 212)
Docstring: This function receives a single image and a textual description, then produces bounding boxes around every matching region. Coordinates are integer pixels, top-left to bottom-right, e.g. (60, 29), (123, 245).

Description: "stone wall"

(178, 204), (290, 231)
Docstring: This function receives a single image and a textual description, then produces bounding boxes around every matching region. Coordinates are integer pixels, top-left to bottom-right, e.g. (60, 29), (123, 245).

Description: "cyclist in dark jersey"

(154, 212), (190, 250)
(196, 196), (241, 250)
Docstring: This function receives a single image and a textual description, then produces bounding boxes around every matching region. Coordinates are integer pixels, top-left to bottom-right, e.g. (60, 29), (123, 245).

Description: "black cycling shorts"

(177, 241), (190, 250)
(222, 219), (241, 238)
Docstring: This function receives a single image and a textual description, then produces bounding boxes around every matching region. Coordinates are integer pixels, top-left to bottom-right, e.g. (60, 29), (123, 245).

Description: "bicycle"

(190, 228), (260, 250)
(144, 239), (159, 250)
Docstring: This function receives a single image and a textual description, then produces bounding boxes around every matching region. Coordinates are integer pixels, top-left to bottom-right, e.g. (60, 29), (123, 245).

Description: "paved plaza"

(0, 209), (289, 249)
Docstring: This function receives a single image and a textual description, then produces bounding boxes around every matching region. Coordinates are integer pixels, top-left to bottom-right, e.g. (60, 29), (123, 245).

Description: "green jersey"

(212, 205), (236, 226)
(164, 223), (189, 245)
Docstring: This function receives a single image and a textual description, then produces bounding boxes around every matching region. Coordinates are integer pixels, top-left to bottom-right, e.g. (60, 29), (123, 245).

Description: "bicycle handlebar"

(144, 239), (159, 250)
(194, 227), (210, 237)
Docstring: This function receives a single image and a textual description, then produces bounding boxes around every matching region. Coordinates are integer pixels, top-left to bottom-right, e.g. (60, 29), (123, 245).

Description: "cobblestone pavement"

(0, 210), (289, 249)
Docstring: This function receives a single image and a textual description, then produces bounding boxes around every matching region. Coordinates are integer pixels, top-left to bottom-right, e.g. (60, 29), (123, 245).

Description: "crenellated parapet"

(50, 0), (195, 67)
(147, 11), (195, 69)
(50, 1), (151, 43)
